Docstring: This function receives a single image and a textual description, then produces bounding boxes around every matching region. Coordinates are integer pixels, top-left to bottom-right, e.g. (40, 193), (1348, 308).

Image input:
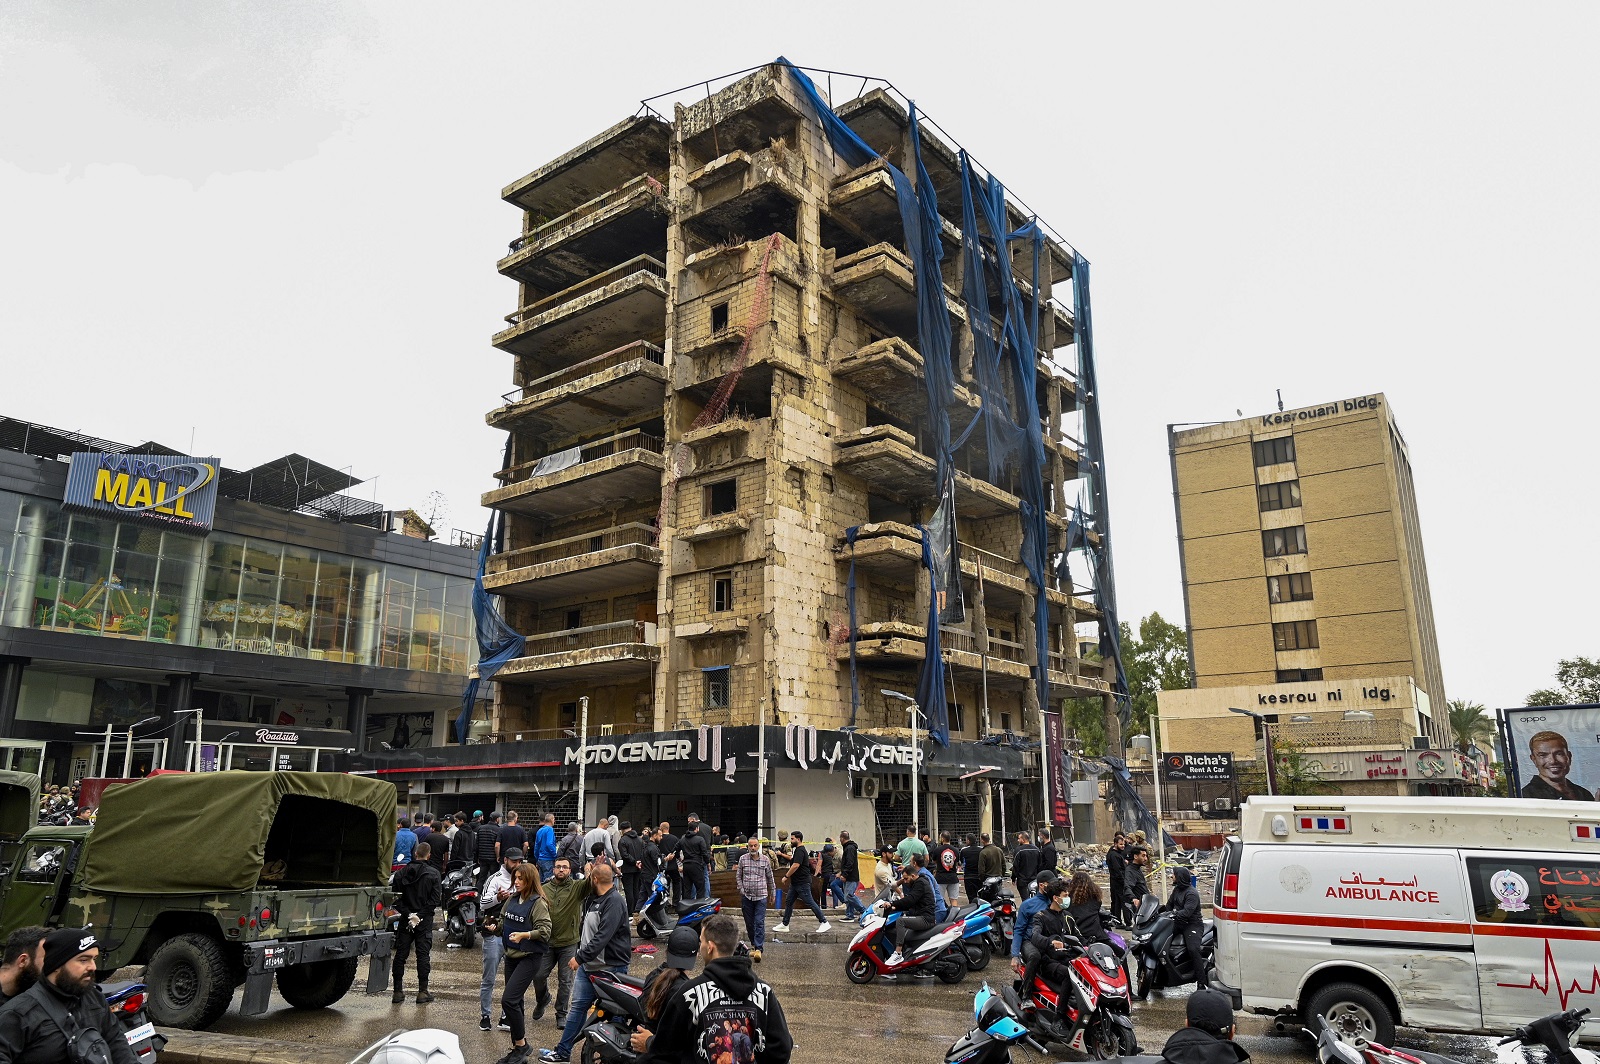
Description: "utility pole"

(882, 690), (919, 835)
(575, 696), (590, 825)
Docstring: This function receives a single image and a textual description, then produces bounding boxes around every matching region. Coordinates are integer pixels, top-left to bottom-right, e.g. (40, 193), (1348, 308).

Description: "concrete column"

(162, 673), (197, 769)
(0, 656), (27, 738)
(346, 687), (372, 753)
(2, 504), (45, 629)
(978, 779), (993, 837)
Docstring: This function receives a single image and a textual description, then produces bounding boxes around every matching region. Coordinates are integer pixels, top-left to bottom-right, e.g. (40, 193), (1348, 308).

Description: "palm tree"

(1447, 700), (1494, 753)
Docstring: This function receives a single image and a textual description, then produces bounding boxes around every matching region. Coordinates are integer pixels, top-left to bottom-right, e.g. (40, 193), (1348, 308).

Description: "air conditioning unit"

(1212, 797), (1233, 811)
(856, 776), (881, 800)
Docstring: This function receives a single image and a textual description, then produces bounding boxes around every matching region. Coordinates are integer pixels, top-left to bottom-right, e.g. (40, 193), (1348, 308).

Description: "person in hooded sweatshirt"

(639, 913), (792, 1064)
(1160, 989), (1248, 1064)
(1163, 866), (1207, 990)
(0, 927), (139, 1064)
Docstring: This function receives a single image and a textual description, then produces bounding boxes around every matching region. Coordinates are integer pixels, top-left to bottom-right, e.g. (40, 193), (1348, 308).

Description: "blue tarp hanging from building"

(455, 509), (526, 744)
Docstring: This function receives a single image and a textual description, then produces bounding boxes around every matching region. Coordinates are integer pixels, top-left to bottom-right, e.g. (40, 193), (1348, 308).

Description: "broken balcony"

(681, 145), (804, 250)
(829, 337), (980, 438)
(835, 619), (926, 667)
(943, 629), (1032, 687)
(486, 340), (667, 444)
(484, 523), (661, 602)
(493, 257), (667, 370)
(833, 426), (1024, 519)
(499, 176), (670, 298)
(494, 620), (659, 687)
(484, 428), (665, 521)
(830, 243), (964, 343)
(503, 114), (672, 219)
(835, 523), (1032, 610)
(678, 65), (804, 168)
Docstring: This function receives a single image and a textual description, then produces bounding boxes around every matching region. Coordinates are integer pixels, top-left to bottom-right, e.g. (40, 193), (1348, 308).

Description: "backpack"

(688, 978), (769, 1064)
(33, 984), (116, 1064)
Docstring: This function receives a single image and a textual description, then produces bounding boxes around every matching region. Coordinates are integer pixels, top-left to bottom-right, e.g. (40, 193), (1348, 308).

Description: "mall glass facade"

(0, 489), (474, 674)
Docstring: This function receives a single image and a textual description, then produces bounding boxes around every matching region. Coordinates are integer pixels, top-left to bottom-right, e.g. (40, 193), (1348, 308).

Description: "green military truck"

(0, 769), (396, 1030)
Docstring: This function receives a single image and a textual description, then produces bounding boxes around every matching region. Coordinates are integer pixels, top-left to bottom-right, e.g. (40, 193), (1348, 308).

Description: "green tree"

(1446, 700), (1494, 753)
(1121, 611), (1191, 739)
(1527, 657), (1600, 706)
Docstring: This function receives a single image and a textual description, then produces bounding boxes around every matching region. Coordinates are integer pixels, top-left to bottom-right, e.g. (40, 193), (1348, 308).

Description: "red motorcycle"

(1005, 935), (1137, 1059)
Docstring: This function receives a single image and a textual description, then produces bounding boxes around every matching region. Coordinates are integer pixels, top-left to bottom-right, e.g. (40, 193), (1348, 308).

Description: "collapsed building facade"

(375, 63), (1125, 843)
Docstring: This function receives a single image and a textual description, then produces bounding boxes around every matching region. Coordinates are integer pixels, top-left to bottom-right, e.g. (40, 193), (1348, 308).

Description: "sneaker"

(886, 950), (904, 967)
(749, 949), (762, 963)
(415, 990), (435, 1004)
(773, 923), (790, 933)
(480, 1015), (492, 1032)
(537, 1051), (569, 1063)
(816, 921), (833, 933)
(532, 997), (548, 1022)
(498, 1015), (512, 1031)
(495, 1049), (531, 1064)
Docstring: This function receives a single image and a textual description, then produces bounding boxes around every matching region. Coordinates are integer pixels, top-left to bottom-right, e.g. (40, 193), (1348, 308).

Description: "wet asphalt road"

(142, 935), (1507, 1064)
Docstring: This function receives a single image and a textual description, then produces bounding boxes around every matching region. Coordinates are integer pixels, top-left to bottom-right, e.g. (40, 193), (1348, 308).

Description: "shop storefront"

(0, 416), (480, 786)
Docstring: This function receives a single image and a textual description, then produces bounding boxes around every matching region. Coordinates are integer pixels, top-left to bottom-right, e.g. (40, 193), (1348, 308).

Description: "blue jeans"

(741, 896), (766, 950)
(841, 879), (865, 918)
(537, 860), (554, 883)
(781, 877), (827, 926)
(479, 931), (505, 1016)
(554, 964), (627, 1056)
(702, 867), (712, 900)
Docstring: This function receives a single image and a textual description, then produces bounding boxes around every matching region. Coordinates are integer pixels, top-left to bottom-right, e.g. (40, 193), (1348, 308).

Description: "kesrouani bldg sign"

(62, 451), (221, 533)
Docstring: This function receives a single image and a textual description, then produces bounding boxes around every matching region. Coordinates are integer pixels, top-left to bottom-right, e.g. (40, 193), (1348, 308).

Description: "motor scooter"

(975, 877), (1015, 956)
(946, 983), (1050, 1064)
(1314, 1009), (1597, 1064)
(1126, 892), (1214, 999)
(104, 981), (166, 1064)
(1005, 933), (1137, 1059)
(632, 872), (671, 938)
(636, 874), (725, 940)
(441, 860), (480, 948)
(576, 969), (651, 1064)
(845, 901), (968, 985)
(943, 897), (996, 970)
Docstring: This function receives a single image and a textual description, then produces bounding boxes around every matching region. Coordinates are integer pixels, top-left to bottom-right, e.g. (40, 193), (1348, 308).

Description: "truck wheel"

(277, 958), (359, 1009)
(1306, 982), (1396, 1048)
(145, 933), (235, 1030)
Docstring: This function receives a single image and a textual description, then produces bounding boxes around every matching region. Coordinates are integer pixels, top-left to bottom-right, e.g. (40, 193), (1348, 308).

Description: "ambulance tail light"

(1221, 874), (1238, 909)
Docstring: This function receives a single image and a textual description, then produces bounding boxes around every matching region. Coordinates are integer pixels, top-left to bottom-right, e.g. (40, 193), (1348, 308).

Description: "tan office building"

(1160, 394), (1452, 779)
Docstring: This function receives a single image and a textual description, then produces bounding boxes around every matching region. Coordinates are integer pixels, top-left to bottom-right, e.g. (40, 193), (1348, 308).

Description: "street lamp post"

(575, 696), (590, 826)
(882, 690), (920, 836)
(120, 716), (161, 778)
(1228, 707), (1275, 796)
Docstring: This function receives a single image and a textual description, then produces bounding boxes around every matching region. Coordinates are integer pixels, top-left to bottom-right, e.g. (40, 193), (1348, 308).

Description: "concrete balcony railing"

(498, 175), (670, 295)
(493, 256), (668, 367)
(484, 429), (665, 521)
(495, 619), (660, 687)
(486, 340), (667, 441)
(485, 523), (661, 602)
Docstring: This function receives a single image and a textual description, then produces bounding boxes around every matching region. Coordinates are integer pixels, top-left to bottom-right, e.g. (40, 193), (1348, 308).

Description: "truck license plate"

(262, 946), (288, 970)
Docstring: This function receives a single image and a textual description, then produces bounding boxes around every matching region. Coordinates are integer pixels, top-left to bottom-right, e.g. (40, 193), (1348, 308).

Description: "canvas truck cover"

(0, 770), (40, 841)
(81, 771), (397, 895)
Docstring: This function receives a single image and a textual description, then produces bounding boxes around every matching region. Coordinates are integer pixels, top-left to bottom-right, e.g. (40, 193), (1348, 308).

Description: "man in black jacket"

(958, 834), (984, 901)
(475, 812), (504, 892)
(838, 831), (863, 918)
(1160, 989), (1248, 1064)
(392, 841), (442, 1004)
(884, 855), (936, 968)
(657, 821), (682, 905)
(1010, 832), (1041, 895)
(1037, 830), (1058, 878)
(639, 914), (791, 1064)
(451, 811), (477, 870)
(1164, 866), (1207, 990)
(618, 821), (646, 912)
(542, 863), (631, 1063)
(0, 926), (46, 1006)
(0, 927), (138, 1064)
(1105, 832), (1129, 922)
(1125, 846), (1152, 906)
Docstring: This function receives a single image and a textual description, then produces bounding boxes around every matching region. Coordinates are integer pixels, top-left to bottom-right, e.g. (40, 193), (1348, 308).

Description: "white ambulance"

(1210, 796), (1600, 1044)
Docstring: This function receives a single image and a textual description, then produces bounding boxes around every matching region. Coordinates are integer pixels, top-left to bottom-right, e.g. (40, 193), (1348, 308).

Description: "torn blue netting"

(455, 509), (526, 744)
(911, 527), (950, 747)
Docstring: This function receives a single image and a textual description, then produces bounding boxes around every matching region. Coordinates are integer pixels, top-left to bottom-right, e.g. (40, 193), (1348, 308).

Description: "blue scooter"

(946, 983), (1049, 1064)
(634, 871), (723, 939)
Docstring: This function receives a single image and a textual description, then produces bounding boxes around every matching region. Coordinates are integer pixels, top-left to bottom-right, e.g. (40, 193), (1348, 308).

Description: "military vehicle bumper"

(240, 931), (394, 1015)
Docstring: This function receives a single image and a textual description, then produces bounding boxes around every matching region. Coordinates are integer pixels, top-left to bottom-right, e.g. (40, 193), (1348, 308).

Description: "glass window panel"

(271, 544), (316, 657)
(347, 562), (384, 666)
(379, 572), (417, 669)
(309, 554), (354, 663)
(58, 516), (120, 633)
(201, 534), (247, 650)
(154, 533), (202, 646)
(105, 545), (160, 640)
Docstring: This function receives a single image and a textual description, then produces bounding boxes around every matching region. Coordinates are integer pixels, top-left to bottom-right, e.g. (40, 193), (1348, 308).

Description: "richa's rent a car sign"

(63, 451), (221, 534)
(1503, 705), (1600, 802)
(1163, 752), (1234, 781)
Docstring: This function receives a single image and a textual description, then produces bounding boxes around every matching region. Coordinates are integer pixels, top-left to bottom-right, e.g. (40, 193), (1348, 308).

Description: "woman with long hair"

(495, 863), (552, 1064)
(629, 925), (701, 1054)
(1064, 870), (1110, 945)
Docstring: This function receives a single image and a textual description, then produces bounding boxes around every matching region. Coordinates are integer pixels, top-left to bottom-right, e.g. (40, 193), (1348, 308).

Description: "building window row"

(1257, 479), (1301, 511)
(1262, 525), (1308, 558)
(1252, 436), (1296, 467)
(1272, 619), (1319, 651)
(1276, 667), (1324, 682)
(1267, 572), (1314, 603)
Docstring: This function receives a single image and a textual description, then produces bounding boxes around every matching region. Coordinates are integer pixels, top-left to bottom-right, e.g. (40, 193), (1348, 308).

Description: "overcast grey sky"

(3, 2), (1596, 712)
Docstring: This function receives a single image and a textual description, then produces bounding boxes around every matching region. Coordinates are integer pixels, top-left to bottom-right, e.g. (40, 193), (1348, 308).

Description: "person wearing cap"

(637, 914), (792, 1064)
(628, 926), (701, 1055)
(1160, 989), (1248, 1064)
(0, 927), (139, 1064)
(478, 847), (526, 1032)
(1163, 865), (1207, 990)
(1011, 870), (1058, 972)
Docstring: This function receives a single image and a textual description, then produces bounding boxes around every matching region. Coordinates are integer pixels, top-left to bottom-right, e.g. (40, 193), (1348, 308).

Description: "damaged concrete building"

(387, 62), (1124, 843)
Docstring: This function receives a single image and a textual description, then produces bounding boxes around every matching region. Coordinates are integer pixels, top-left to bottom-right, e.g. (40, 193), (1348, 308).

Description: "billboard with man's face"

(1502, 705), (1600, 802)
